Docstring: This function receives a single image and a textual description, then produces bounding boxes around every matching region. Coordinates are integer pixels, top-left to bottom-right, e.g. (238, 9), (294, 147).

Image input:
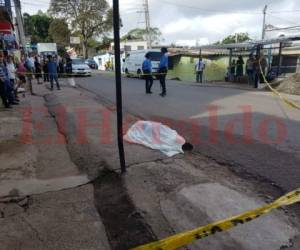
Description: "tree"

(215, 33), (251, 45)
(97, 36), (113, 51)
(49, 0), (113, 58)
(23, 12), (53, 43)
(48, 18), (71, 47)
(122, 27), (164, 45)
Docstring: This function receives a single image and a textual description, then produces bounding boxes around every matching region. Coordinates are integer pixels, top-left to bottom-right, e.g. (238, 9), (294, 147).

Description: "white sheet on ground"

(124, 120), (186, 157)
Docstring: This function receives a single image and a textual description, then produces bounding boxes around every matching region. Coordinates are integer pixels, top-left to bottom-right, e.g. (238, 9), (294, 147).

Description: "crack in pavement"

(20, 216), (46, 246)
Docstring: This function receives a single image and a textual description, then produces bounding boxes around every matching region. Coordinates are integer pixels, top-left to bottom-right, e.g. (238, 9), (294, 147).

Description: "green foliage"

(215, 33), (251, 45)
(23, 12), (53, 43)
(122, 27), (163, 44)
(48, 18), (70, 47)
(49, 0), (113, 58)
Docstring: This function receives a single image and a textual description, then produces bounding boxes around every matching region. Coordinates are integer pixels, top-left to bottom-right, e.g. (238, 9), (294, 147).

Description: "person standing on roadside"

(246, 54), (254, 85)
(24, 54), (35, 95)
(17, 56), (27, 96)
(7, 55), (18, 100)
(236, 55), (244, 83)
(34, 56), (42, 84)
(230, 59), (236, 82)
(142, 53), (153, 94)
(195, 57), (205, 83)
(0, 52), (17, 105)
(0, 57), (9, 108)
(158, 47), (168, 97)
(47, 56), (61, 90)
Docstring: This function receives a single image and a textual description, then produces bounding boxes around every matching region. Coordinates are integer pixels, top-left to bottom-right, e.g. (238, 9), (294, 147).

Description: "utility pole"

(143, 0), (151, 49)
(112, 0), (126, 173)
(14, 0), (26, 50)
(262, 5), (268, 40)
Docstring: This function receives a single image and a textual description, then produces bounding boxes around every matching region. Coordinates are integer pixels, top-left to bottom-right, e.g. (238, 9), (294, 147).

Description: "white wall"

(110, 41), (148, 51)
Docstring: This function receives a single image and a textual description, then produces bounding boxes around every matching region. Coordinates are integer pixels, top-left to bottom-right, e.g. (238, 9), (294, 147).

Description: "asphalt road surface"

(75, 73), (300, 192)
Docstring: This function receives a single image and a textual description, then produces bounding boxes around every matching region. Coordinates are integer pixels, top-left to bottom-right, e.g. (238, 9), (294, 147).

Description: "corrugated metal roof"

(198, 35), (300, 50)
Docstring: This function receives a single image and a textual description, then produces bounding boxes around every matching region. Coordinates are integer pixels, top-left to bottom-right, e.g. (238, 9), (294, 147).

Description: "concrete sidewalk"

(0, 81), (111, 250)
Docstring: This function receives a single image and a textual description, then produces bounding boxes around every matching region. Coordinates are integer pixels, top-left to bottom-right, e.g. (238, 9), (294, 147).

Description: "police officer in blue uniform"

(142, 52), (153, 94)
(158, 47), (168, 97)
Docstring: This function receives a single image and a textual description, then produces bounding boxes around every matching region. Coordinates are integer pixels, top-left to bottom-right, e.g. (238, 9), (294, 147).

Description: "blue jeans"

(49, 74), (60, 89)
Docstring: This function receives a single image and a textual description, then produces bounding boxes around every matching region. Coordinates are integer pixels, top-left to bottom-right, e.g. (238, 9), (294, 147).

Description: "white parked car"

(71, 58), (92, 76)
(123, 50), (161, 77)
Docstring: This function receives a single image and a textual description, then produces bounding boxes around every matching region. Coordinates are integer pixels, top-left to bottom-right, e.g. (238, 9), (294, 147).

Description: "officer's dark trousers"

(159, 67), (167, 95)
(143, 70), (153, 93)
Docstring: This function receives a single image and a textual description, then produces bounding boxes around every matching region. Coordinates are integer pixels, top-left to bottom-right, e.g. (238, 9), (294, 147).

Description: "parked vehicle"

(123, 50), (161, 77)
(71, 58), (92, 76)
(85, 58), (98, 69)
(37, 43), (57, 57)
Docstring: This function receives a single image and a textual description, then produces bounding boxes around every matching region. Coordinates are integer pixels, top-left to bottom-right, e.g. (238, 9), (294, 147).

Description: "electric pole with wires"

(143, 0), (151, 48)
(262, 5), (268, 40)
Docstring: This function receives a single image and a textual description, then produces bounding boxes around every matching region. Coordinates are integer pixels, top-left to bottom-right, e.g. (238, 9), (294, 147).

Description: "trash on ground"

(68, 78), (76, 87)
(124, 120), (192, 157)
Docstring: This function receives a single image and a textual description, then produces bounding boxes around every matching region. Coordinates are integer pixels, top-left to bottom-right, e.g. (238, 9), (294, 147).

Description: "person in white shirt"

(6, 55), (18, 100)
(195, 58), (205, 83)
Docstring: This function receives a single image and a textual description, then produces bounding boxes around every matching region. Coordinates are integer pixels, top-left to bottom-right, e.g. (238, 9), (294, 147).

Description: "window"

(148, 52), (162, 61)
(137, 46), (144, 50)
(124, 45), (131, 51)
(72, 58), (85, 64)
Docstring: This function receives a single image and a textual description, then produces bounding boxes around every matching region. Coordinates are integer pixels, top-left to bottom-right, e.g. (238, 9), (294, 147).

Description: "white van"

(123, 50), (162, 77)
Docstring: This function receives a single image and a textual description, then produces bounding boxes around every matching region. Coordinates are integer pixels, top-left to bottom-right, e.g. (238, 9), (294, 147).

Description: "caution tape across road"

(259, 61), (300, 110)
(131, 187), (300, 250)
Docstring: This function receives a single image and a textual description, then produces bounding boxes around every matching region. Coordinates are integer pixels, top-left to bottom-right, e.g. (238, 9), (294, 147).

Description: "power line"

(268, 14), (300, 26)
(160, 0), (300, 15)
(21, 1), (48, 7)
(160, 0), (260, 14)
(270, 10), (300, 13)
(266, 25), (300, 31)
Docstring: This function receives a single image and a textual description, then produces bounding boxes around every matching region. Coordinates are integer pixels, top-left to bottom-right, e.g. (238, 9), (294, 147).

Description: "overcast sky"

(22, 0), (300, 45)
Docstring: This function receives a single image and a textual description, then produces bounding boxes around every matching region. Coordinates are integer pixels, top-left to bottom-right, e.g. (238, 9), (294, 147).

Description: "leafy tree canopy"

(215, 32), (251, 45)
(23, 12), (53, 43)
(122, 27), (164, 45)
(49, 0), (113, 58)
(48, 18), (71, 47)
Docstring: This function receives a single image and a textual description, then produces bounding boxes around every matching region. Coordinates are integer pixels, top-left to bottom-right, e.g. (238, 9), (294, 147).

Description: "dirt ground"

(277, 73), (300, 95)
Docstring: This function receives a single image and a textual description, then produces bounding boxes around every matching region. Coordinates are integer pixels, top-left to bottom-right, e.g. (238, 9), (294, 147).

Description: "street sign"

(70, 37), (80, 44)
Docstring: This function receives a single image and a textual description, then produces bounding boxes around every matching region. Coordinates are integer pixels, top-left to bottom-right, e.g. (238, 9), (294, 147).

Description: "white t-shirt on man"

(195, 60), (205, 72)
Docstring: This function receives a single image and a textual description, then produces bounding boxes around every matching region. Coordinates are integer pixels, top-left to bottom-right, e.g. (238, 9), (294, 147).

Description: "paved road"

(75, 74), (300, 191)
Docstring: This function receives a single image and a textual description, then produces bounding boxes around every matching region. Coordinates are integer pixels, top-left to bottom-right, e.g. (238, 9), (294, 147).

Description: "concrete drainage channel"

(93, 169), (157, 250)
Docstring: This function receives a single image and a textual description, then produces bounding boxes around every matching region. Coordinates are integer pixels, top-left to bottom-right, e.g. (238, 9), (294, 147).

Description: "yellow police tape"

(131, 187), (300, 250)
(259, 62), (300, 110)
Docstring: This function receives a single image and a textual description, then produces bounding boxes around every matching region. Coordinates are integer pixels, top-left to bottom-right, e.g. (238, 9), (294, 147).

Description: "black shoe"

(5, 105), (12, 109)
(57, 88), (61, 90)
(11, 102), (19, 105)
(159, 93), (166, 97)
